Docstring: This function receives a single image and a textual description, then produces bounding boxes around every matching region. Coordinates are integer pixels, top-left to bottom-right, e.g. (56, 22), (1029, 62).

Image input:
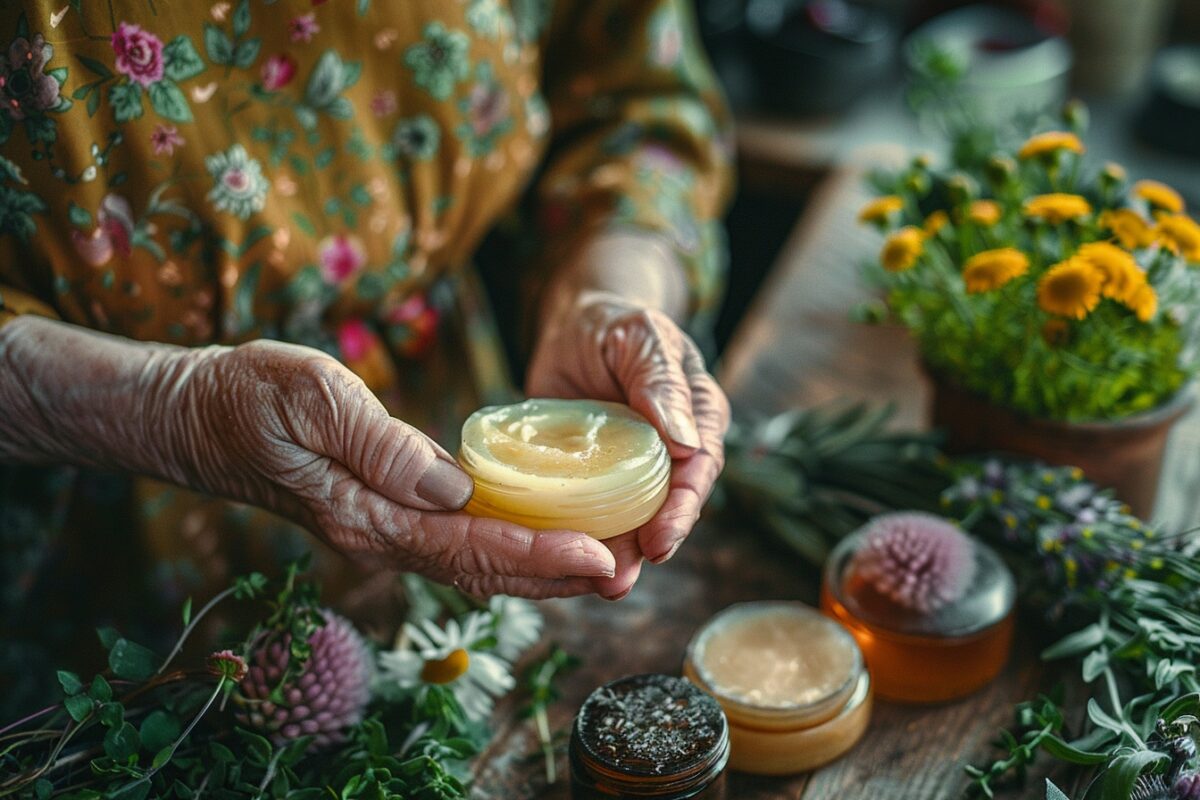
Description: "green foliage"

(720, 404), (949, 565)
(947, 461), (1200, 797)
(0, 561), (484, 800)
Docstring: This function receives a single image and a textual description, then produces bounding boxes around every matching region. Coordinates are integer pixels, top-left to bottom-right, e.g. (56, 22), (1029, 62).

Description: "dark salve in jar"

(570, 673), (730, 799)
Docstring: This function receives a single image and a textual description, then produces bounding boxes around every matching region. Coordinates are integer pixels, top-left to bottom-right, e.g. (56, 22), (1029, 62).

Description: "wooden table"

(471, 160), (1200, 798)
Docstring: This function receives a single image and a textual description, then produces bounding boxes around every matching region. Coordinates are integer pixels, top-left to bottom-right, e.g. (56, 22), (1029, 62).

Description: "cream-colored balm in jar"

(683, 602), (872, 775)
(458, 399), (671, 540)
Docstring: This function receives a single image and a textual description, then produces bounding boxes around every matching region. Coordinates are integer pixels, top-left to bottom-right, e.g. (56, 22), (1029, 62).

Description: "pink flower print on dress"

(150, 124), (184, 156)
(260, 54), (297, 91)
(111, 22), (164, 87)
(318, 234), (366, 284)
(289, 13), (319, 43)
(71, 195), (135, 267)
(370, 89), (397, 118)
(336, 318), (374, 361)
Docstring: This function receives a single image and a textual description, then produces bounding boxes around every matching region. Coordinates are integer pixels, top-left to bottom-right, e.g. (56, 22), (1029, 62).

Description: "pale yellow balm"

(458, 399), (670, 540)
(683, 602), (872, 775)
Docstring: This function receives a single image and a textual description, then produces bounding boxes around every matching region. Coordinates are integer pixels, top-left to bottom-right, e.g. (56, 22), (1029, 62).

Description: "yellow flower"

(967, 200), (1002, 226)
(1017, 131), (1085, 160)
(962, 247), (1029, 293)
(1133, 179), (1184, 213)
(1023, 193), (1092, 224)
(859, 195), (903, 223)
(1102, 162), (1127, 183)
(1155, 214), (1200, 261)
(1037, 257), (1103, 319)
(1099, 209), (1154, 249)
(1127, 283), (1158, 322)
(923, 209), (949, 236)
(1075, 241), (1145, 304)
(880, 226), (924, 272)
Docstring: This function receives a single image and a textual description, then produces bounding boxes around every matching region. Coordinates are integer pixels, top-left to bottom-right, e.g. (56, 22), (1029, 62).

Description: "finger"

(607, 316), (700, 455)
(589, 531), (644, 600)
(307, 368), (473, 512)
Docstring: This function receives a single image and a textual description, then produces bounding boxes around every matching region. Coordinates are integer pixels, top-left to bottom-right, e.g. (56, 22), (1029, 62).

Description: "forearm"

(537, 232), (690, 331)
(0, 314), (217, 479)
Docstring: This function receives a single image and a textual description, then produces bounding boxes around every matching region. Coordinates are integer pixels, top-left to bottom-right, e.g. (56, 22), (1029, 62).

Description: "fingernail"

(665, 408), (701, 449)
(650, 539), (683, 564)
(604, 588), (632, 602)
(415, 458), (474, 510)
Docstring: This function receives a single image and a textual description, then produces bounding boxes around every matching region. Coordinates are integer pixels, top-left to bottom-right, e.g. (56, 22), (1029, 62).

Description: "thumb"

(313, 377), (474, 512)
(606, 322), (701, 457)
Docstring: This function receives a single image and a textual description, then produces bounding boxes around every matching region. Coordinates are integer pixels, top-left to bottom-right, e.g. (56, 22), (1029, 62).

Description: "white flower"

(205, 144), (269, 220)
(378, 612), (514, 722)
(490, 596), (543, 661)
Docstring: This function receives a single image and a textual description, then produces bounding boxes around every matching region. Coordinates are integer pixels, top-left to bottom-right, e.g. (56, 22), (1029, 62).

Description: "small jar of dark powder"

(569, 673), (729, 799)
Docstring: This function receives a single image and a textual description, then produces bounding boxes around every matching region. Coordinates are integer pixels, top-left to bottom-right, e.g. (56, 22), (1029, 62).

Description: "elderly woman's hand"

(145, 339), (618, 598)
(526, 289), (730, 599)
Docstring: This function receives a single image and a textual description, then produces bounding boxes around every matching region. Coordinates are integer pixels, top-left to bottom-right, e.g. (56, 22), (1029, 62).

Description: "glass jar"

(820, 526), (1016, 703)
(569, 674), (729, 799)
(682, 602), (871, 776)
(459, 399), (670, 539)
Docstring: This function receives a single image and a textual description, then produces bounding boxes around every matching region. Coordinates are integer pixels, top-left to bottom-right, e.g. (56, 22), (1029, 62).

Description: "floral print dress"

(0, 0), (732, 708)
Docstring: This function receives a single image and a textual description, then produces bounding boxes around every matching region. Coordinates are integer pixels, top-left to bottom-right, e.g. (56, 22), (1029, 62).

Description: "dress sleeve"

(531, 0), (736, 327)
(0, 284), (58, 327)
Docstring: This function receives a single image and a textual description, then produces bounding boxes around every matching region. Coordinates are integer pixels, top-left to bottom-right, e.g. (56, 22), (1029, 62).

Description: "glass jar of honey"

(820, 513), (1016, 703)
(458, 399), (670, 539)
(569, 674), (729, 799)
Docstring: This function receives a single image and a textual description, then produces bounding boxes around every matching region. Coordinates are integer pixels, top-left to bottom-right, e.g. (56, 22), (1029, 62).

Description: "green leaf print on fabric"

(512, 0), (553, 44)
(295, 51), (362, 129)
(162, 36), (205, 82)
(108, 82), (144, 122)
(149, 81), (191, 122)
(203, 23), (234, 65)
(404, 22), (470, 102)
(0, 182), (48, 241)
(466, 0), (507, 40)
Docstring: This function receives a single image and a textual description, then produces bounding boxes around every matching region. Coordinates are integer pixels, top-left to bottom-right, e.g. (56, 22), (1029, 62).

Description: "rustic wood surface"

(470, 160), (1200, 798)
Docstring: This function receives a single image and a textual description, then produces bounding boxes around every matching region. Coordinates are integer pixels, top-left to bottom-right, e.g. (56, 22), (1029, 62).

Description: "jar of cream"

(459, 398), (670, 540)
(820, 512), (1016, 704)
(682, 602), (871, 776)
(569, 673), (729, 799)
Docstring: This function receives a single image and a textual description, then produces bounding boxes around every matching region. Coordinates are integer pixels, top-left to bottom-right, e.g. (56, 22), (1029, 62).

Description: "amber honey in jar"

(459, 399), (670, 539)
(820, 512), (1016, 704)
(569, 673), (729, 799)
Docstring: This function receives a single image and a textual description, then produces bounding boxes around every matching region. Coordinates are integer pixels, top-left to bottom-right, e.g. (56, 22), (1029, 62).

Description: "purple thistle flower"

(238, 610), (372, 751)
(849, 512), (977, 613)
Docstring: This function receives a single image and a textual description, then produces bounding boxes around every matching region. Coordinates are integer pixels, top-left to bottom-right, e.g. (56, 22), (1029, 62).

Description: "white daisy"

(489, 596), (543, 661)
(378, 612), (514, 722)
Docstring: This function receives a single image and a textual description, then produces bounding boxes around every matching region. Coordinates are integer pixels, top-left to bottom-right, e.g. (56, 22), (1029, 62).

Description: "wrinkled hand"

(148, 339), (616, 598)
(526, 292), (731, 599)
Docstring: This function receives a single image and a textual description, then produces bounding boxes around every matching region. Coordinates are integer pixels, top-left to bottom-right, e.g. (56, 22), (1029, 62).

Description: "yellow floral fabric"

(0, 0), (733, 679)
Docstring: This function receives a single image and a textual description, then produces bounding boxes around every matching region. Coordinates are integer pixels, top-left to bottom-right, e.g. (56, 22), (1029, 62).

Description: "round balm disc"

(458, 398), (670, 539)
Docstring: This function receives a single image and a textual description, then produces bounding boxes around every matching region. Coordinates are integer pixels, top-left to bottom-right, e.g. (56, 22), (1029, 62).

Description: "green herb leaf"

(104, 722), (141, 761)
(108, 638), (160, 681)
(57, 669), (83, 696)
(140, 710), (182, 752)
(64, 692), (94, 721)
(1042, 623), (1107, 661)
(90, 674), (113, 701)
(1045, 779), (1071, 800)
(1101, 750), (1168, 800)
(181, 596), (193, 626)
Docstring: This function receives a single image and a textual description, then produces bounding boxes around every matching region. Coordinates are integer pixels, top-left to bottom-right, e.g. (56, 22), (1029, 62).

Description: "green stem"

(157, 585), (239, 676)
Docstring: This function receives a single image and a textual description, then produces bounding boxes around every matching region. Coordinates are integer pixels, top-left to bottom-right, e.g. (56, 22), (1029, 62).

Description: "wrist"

(538, 232), (688, 332)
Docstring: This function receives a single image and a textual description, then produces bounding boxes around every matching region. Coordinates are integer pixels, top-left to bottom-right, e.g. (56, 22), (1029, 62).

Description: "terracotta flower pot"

(924, 367), (1193, 518)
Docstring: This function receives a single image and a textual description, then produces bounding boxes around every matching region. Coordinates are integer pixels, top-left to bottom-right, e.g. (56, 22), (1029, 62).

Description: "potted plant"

(858, 116), (1200, 516)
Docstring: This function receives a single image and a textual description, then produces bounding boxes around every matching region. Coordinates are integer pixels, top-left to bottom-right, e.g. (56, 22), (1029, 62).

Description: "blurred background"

(699, 0), (1200, 351)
